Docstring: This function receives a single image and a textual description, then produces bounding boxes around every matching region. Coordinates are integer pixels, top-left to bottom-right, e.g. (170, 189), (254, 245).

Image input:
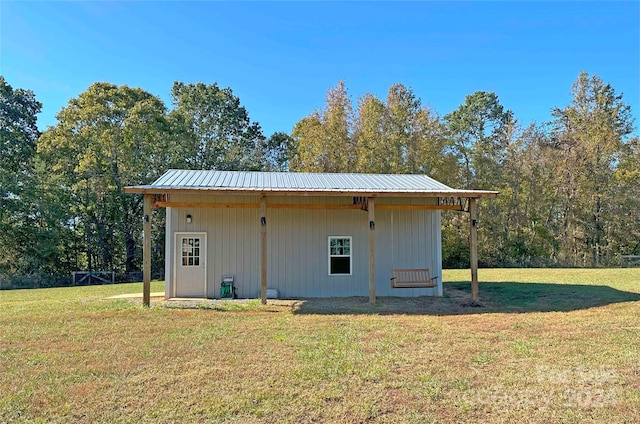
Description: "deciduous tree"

(170, 82), (266, 170)
(0, 77), (43, 276)
(38, 82), (174, 273)
(551, 72), (635, 265)
(291, 81), (355, 172)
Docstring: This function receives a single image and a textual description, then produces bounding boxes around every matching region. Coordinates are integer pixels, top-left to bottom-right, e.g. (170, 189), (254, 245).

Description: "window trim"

(328, 236), (352, 276)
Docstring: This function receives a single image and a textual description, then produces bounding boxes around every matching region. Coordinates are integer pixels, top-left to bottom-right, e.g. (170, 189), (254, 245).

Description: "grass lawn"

(1, 268), (639, 423)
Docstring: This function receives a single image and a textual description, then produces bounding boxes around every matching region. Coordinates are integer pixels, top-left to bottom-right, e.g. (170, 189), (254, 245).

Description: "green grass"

(1, 269), (639, 423)
(445, 268), (640, 312)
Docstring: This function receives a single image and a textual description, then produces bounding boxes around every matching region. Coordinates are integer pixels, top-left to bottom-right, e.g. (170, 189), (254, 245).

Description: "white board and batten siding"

(166, 193), (442, 299)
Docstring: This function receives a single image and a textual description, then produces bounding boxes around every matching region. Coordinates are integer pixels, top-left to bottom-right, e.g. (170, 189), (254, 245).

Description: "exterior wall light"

(186, 214), (192, 223)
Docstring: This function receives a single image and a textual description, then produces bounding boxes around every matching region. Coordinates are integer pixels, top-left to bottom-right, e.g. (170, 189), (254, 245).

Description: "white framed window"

(180, 236), (201, 267)
(328, 236), (352, 276)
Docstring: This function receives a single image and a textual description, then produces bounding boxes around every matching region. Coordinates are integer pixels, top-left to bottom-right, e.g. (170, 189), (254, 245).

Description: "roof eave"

(123, 186), (499, 198)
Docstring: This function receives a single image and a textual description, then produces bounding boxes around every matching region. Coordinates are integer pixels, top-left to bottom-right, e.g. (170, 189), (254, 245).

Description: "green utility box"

(221, 274), (235, 299)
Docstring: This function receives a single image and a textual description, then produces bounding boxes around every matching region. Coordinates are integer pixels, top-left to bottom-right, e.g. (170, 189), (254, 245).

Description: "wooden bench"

(390, 268), (439, 288)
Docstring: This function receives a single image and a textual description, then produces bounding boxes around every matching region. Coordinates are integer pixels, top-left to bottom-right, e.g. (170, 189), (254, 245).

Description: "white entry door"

(174, 233), (207, 298)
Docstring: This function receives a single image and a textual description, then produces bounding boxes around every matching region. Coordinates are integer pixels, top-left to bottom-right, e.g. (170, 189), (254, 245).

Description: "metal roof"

(124, 170), (498, 198)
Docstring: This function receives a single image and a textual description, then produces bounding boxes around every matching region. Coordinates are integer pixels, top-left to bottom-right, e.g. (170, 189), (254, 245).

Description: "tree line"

(0, 73), (637, 287)
(291, 75), (638, 268)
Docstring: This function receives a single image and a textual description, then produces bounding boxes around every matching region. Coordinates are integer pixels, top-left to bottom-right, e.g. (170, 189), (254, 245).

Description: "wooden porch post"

(469, 198), (479, 302)
(143, 194), (152, 307)
(368, 198), (376, 304)
(260, 195), (267, 305)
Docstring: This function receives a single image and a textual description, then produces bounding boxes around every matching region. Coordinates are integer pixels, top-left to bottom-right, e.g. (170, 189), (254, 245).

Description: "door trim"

(173, 232), (207, 298)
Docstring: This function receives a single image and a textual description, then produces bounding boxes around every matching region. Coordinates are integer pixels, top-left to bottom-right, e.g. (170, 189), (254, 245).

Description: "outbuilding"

(124, 170), (497, 305)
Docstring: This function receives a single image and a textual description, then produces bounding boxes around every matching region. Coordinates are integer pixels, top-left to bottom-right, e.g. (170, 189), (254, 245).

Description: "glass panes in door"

(181, 237), (201, 266)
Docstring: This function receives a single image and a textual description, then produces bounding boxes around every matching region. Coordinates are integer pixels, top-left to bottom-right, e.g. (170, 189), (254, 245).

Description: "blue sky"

(2, 1), (639, 137)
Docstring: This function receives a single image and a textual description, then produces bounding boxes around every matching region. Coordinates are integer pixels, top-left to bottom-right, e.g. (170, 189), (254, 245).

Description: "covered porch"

(124, 171), (497, 306)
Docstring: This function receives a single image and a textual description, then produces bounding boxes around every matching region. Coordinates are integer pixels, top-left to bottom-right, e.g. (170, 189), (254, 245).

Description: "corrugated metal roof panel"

(124, 170), (499, 198)
(140, 170), (455, 192)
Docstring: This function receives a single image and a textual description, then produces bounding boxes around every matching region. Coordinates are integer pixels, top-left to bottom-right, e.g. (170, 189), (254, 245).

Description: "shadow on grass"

(290, 282), (640, 316)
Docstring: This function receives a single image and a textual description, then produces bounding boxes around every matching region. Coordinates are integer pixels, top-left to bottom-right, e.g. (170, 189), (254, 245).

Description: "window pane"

(343, 239), (350, 248)
(330, 257), (350, 274)
(343, 246), (350, 255)
(181, 237), (203, 266)
(330, 239), (338, 248)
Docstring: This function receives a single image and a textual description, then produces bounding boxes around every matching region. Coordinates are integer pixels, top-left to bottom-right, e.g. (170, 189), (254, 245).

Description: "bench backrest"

(391, 268), (436, 288)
